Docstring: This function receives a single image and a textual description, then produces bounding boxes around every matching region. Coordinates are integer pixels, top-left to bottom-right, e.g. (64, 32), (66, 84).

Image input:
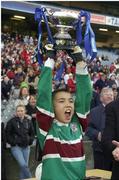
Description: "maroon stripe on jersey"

(78, 117), (88, 132)
(36, 111), (53, 132)
(43, 139), (84, 158)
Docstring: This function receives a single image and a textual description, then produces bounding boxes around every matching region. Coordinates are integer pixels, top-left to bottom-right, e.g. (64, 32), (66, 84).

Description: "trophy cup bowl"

(48, 12), (77, 50)
(53, 24), (76, 50)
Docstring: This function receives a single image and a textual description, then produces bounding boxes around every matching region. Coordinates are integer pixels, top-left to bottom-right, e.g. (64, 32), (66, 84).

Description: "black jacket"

(26, 104), (37, 135)
(6, 116), (35, 147)
(86, 104), (105, 152)
(2, 80), (12, 100)
(102, 99), (119, 179)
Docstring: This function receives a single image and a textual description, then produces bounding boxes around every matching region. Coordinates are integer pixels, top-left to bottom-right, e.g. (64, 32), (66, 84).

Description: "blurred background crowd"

(1, 32), (119, 128)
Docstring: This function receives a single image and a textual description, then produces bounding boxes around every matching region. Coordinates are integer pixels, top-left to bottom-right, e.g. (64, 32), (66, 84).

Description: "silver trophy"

(35, 7), (97, 61)
(53, 25), (75, 50)
(48, 11), (78, 50)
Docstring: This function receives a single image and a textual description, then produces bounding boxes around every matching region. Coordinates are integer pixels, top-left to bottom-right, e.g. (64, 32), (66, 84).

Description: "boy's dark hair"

(52, 88), (71, 100)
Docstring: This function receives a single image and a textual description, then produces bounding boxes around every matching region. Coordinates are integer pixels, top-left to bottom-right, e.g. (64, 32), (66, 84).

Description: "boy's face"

(53, 91), (74, 124)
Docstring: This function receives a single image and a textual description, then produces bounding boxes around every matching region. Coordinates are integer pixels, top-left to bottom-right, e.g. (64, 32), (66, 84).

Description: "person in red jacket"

(110, 62), (116, 73)
(67, 73), (76, 93)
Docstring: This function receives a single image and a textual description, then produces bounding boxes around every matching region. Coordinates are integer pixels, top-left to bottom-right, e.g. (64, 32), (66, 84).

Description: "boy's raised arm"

(36, 44), (55, 148)
(75, 61), (92, 117)
(37, 44), (56, 116)
(73, 46), (92, 131)
(37, 57), (54, 117)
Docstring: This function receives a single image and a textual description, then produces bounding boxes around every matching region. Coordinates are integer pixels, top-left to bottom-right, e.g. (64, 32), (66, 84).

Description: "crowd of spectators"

(1, 32), (119, 127)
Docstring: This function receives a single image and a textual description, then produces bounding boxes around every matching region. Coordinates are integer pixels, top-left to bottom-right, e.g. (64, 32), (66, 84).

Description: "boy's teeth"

(66, 110), (70, 112)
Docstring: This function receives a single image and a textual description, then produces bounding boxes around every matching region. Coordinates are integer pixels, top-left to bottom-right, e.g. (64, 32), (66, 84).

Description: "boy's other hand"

(71, 46), (84, 63)
(45, 44), (54, 50)
(45, 44), (56, 59)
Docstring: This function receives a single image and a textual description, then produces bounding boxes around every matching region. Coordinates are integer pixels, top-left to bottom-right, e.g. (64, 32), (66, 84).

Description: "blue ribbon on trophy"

(76, 10), (97, 62)
(35, 7), (66, 83)
(54, 61), (65, 82)
(76, 13), (82, 45)
(35, 7), (54, 66)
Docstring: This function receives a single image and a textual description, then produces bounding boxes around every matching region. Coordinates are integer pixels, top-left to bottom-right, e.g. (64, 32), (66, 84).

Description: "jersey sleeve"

(36, 66), (54, 149)
(75, 74), (92, 131)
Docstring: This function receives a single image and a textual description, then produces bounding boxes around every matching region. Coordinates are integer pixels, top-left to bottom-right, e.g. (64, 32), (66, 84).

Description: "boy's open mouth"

(64, 109), (72, 120)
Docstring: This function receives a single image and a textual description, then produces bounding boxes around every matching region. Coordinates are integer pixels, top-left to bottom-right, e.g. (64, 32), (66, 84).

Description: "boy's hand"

(45, 44), (56, 59)
(45, 44), (54, 50)
(71, 46), (88, 75)
(71, 46), (83, 63)
(73, 46), (82, 54)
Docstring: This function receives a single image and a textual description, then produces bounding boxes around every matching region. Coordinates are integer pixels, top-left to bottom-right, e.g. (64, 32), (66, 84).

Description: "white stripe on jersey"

(37, 106), (54, 117)
(62, 155), (85, 162)
(46, 134), (82, 144)
(39, 128), (47, 136)
(43, 154), (85, 162)
(76, 111), (89, 118)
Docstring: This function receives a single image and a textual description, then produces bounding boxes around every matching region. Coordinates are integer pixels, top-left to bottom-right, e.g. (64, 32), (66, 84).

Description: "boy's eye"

(69, 99), (74, 103)
(59, 100), (64, 103)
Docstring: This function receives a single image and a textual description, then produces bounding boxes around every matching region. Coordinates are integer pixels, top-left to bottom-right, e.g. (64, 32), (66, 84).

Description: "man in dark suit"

(102, 99), (119, 180)
(86, 87), (114, 170)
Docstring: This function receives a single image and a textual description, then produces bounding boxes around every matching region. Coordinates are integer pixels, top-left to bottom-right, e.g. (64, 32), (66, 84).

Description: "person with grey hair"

(86, 87), (114, 170)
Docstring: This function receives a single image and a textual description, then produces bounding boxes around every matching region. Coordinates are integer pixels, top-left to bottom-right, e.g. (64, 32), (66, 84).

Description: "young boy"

(36, 45), (92, 180)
